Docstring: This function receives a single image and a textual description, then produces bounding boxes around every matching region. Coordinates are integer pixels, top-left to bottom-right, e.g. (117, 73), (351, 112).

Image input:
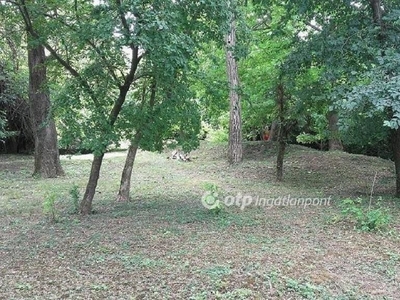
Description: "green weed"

(340, 197), (391, 232)
(285, 278), (323, 298)
(43, 192), (58, 223)
(69, 184), (80, 214)
(202, 182), (224, 214)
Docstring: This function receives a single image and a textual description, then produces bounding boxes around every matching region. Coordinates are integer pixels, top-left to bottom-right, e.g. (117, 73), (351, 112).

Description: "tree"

(257, 0), (400, 194)
(117, 66), (203, 201)
(255, 1), (370, 150)
(194, 2), (292, 144)
(11, 0), (230, 213)
(27, 42), (64, 177)
(117, 135), (141, 202)
(275, 82), (286, 181)
(116, 77), (155, 202)
(226, 0), (243, 163)
(115, 1), (229, 203)
(370, 0), (400, 197)
(0, 1), (64, 175)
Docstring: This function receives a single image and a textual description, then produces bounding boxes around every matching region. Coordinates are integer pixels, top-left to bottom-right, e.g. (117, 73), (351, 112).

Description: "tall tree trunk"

(327, 110), (343, 151)
(226, 15), (243, 164)
(276, 83), (286, 181)
(116, 133), (141, 202)
(80, 154), (104, 214)
(28, 44), (64, 178)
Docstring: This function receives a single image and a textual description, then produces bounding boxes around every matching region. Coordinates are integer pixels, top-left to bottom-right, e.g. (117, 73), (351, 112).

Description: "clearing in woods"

(0, 141), (399, 299)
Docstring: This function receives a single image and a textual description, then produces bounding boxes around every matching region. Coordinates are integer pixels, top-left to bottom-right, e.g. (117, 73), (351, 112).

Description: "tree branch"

(42, 11), (121, 84)
(115, 0), (135, 49)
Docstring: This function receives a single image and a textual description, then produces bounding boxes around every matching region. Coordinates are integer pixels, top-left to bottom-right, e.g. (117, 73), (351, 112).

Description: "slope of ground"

(0, 141), (399, 299)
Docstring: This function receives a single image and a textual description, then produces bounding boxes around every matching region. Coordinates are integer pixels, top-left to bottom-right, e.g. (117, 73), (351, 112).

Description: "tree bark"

(370, 0), (382, 26)
(116, 134), (141, 202)
(327, 110), (343, 151)
(276, 83), (285, 181)
(28, 44), (64, 178)
(268, 120), (279, 141)
(276, 139), (286, 182)
(80, 154), (104, 214)
(226, 16), (243, 164)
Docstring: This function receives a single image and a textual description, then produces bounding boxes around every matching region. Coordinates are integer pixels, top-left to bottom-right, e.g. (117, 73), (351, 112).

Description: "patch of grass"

(285, 278), (324, 299)
(15, 283), (32, 291)
(372, 252), (400, 281)
(201, 265), (232, 281)
(118, 254), (168, 269)
(87, 232), (103, 246)
(214, 288), (254, 299)
(90, 283), (108, 291)
(85, 253), (107, 265)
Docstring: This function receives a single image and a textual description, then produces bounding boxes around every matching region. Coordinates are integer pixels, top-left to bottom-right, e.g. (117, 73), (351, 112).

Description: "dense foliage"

(2, 0), (400, 206)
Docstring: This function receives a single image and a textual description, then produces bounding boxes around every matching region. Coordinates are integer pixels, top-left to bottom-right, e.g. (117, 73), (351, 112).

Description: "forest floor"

(0, 141), (399, 299)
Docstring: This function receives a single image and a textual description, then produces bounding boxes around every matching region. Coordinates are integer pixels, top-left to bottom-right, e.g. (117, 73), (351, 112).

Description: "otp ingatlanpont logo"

(201, 191), (220, 209)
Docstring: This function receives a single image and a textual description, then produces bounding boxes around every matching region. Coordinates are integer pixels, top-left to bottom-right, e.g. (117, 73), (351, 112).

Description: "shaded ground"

(0, 141), (399, 299)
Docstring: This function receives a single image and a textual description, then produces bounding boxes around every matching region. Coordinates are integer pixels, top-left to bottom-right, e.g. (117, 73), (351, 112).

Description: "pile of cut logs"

(168, 150), (191, 162)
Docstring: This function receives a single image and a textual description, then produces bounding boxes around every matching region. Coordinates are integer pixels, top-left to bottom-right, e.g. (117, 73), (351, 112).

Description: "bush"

(206, 127), (228, 143)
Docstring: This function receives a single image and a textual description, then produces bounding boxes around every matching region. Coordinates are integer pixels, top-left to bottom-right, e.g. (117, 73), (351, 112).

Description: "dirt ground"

(0, 141), (399, 299)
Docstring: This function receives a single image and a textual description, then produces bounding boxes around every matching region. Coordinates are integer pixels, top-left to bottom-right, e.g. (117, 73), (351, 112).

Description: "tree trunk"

(116, 79), (155, 202)
(276, 83), (286, 181)
(268, 120), (279, 141)
(28, 44), (64, 177)
(327, 110), (343, 151)
(370, 0), (382, 26)
(276, 138), (286, 182)
(116, 134), (141, 202)
(226, 15), (243, 164)
(116, 78), (157, 202)
(80, 154), (104, 214)
(78, 47), (141, 214)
